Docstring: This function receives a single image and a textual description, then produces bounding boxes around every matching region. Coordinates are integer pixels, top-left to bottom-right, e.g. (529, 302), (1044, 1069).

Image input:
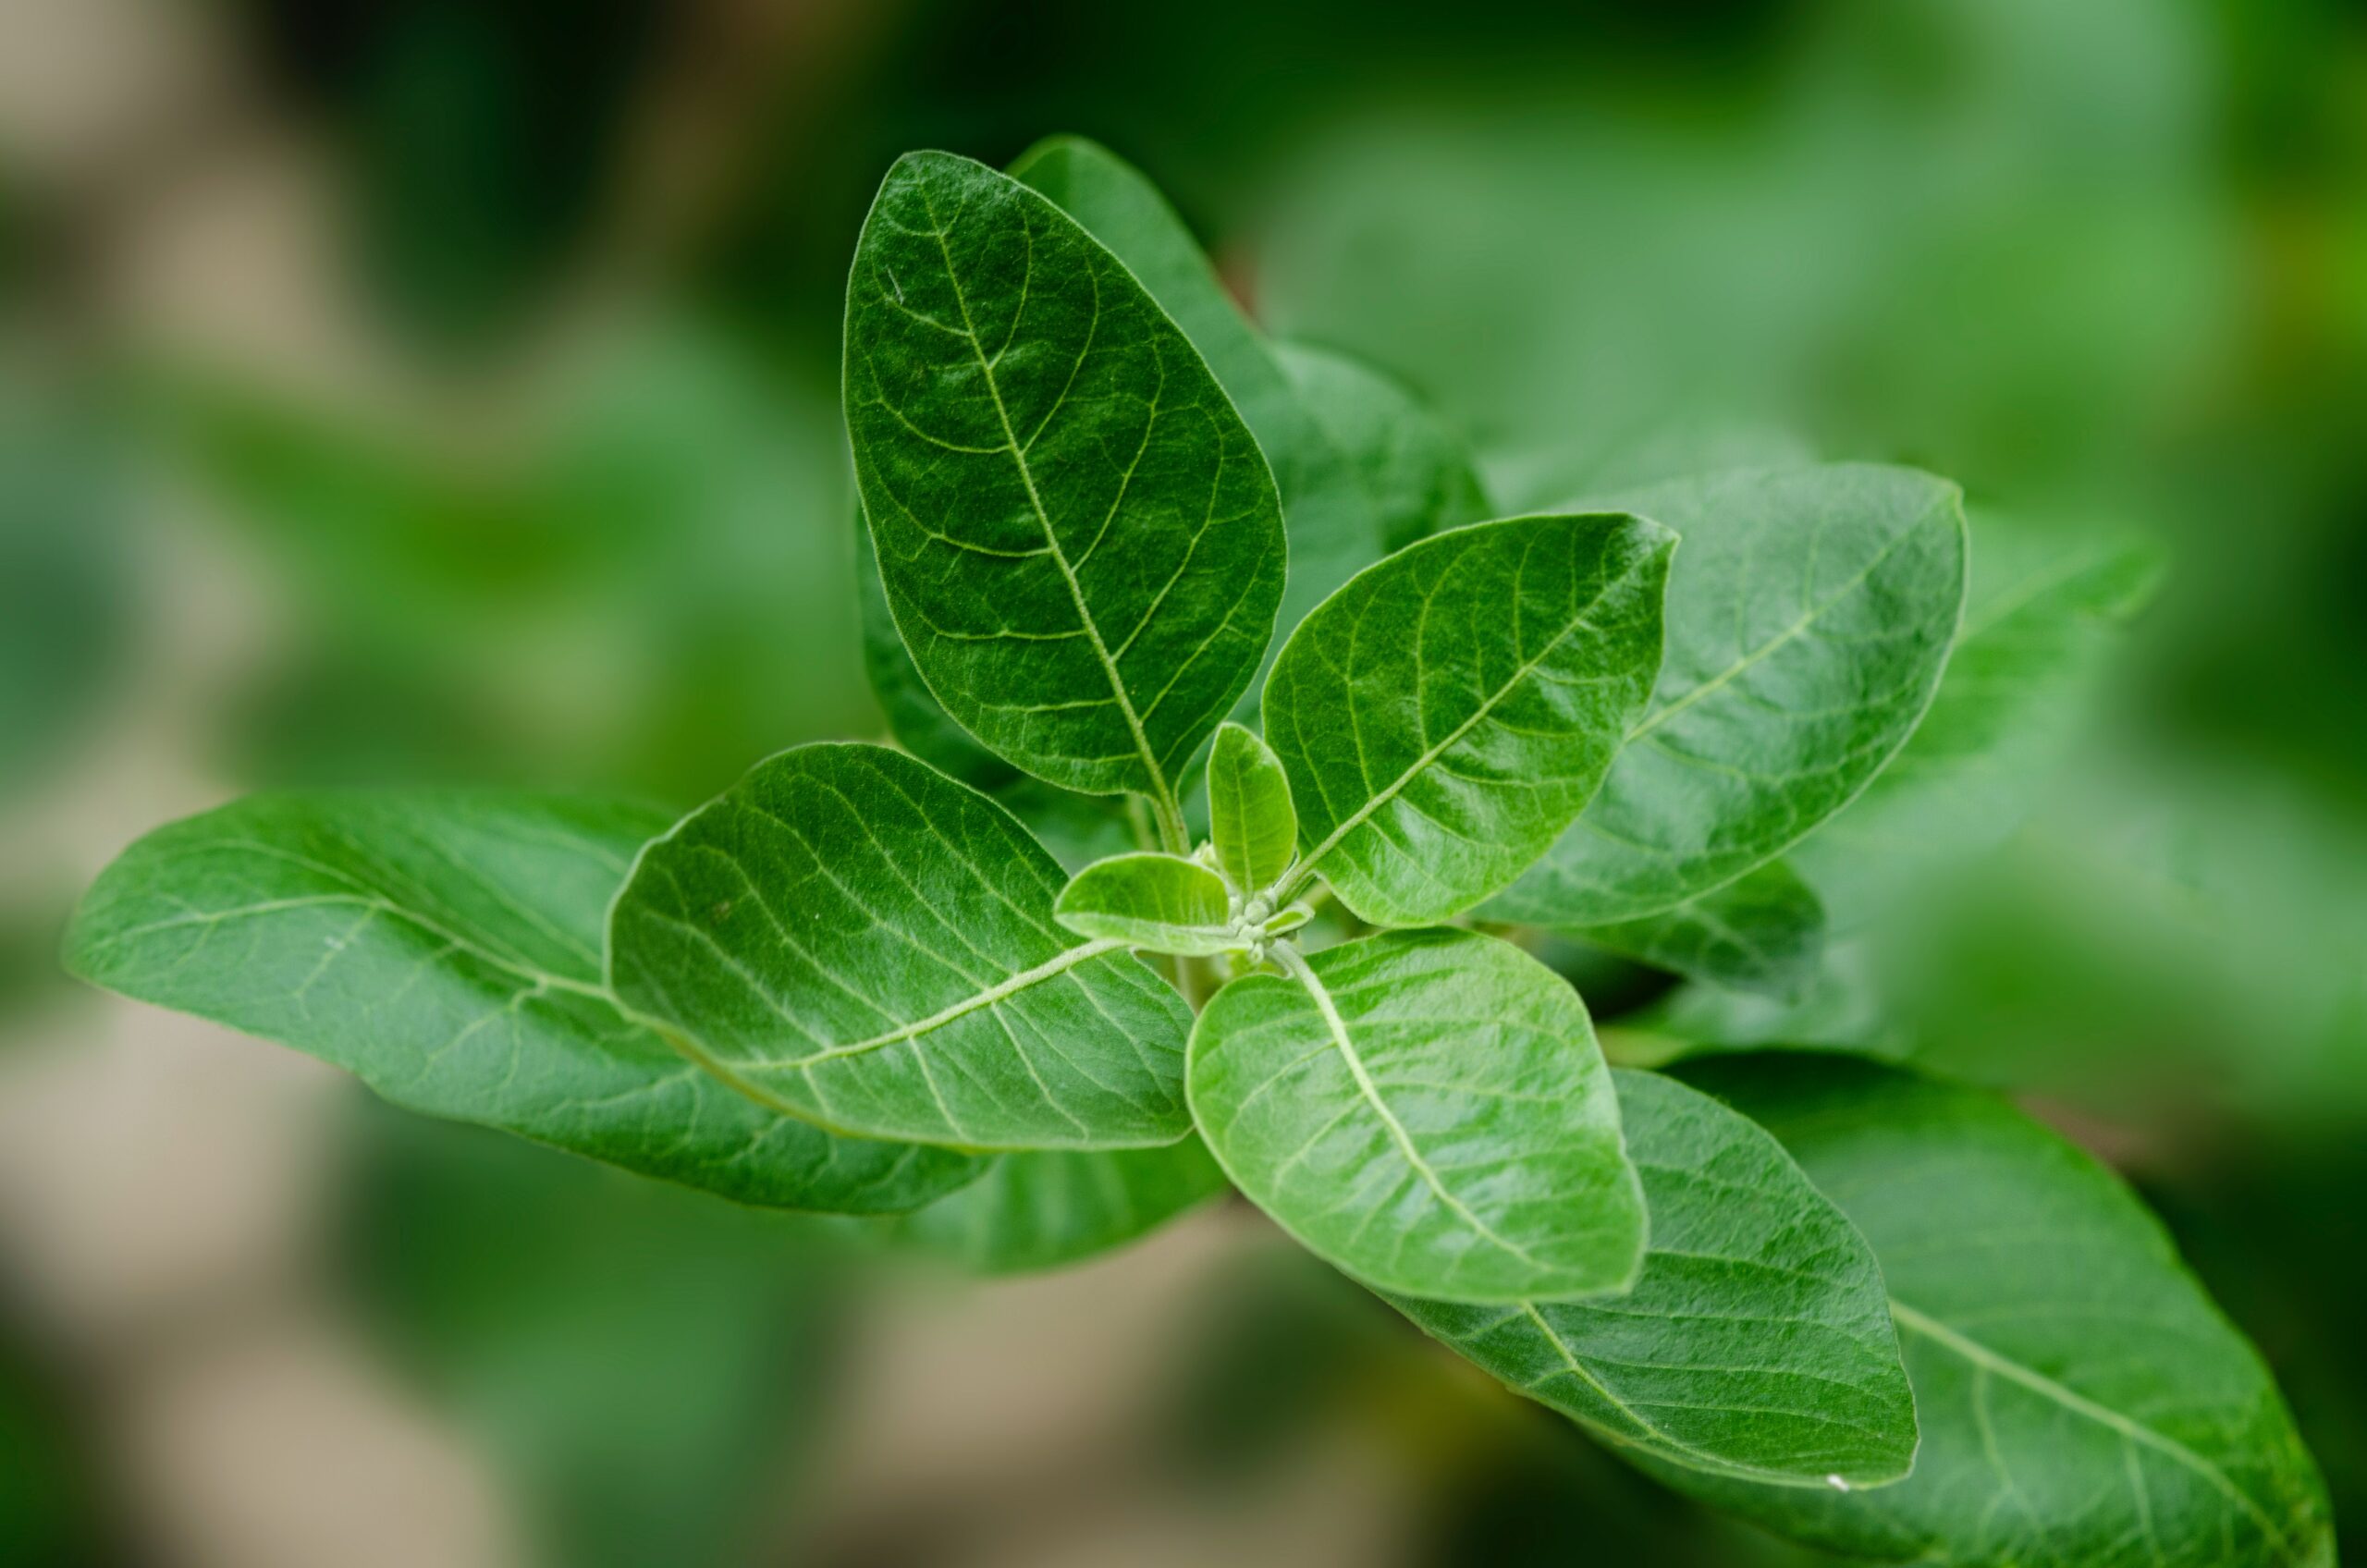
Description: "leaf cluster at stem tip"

(59, 135), (2326, 1568)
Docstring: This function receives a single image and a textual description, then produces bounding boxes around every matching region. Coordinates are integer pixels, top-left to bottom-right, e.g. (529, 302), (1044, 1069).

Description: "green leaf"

(1188, 928), (1644, 1304)
(854, 499), (1013, 790)
(1054, 851), (1238, 957)
(1389, 1068), (1915, 1488)
(607, 742), (1193, 1151)
(1490, 465), (1967, 925)
(1009, 137), (1382, 653)
(1575, 860), (1826, 997)
(845, 150), (1286, 817)
(1263, 512), (1674, 926)
(1272, 340), (1492, 555)
(1656, 1055), (2334, 1567)
(60, 792), (983, 1213)
(992, 776), (1136, 875)
(1794, 513), (2165, 929)
(1207, 720), (1297, 895)
(873, 1136), (1229, 1275)
(1629, 942), (1907, 1061)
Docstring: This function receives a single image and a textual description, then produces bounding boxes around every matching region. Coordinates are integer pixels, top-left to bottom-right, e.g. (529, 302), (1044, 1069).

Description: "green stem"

(1147, 789), (1191, 857)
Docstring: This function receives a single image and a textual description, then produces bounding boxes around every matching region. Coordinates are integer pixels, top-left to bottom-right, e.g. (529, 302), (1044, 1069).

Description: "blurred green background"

(2, 0), (2361, 1562)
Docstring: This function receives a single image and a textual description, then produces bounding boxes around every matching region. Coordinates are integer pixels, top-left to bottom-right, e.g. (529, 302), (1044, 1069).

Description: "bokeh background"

(4, 0), (2364, 1562)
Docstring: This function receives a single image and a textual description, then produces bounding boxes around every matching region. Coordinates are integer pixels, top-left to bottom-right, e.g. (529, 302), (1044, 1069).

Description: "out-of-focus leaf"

(342, 1103), (846, 1568)
(845, 151), (1285, 808)
(1655, 1054), (2334, 1568)
(1190, 929), (1644, 1304)
(874, 1137), (1230, 1275)
(1491, 465), (1966, 925)
(0, 406), (126, 798)
(62, 791), (982, 1211)
(609, 743), (1193, 1150)
(1626, 941), (1906, 1061)
(1794, 512), (2165, 928)
(1571, 860), (1826, 998)
(1265, 513), (1672, 925)
(1390, 1069), (1915, 1488)
(1272, 340), (1491, 554)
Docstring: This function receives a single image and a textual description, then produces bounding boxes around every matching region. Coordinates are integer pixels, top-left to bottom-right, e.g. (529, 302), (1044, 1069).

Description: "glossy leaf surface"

(1189, 929), (1644, 1303)
(1492, 465), (1966, 925)
(1207, 720), (1297, 895)
(845, 151), (1285, 806)
(608, 744), (1193, 1151)
(1010, 136), (1382, 653)
(1659, 1055), (2333, 1568)
(1392, 1069), (1914, 1487)
(1054, 851), (1239, 956)
(876, 1136), (1229, 1275)
(1264, 512), (1674, 925)
(62, 793), (984, 1212)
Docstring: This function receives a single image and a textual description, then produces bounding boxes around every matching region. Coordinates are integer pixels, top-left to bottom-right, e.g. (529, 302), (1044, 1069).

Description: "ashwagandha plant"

(63, 139), (2334, 1566)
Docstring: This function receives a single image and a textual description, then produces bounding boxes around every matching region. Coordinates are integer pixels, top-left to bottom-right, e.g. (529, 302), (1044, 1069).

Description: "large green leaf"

(853, 499), (1012, 791)
(874, 1137), (1230, 1276)
(1575, 860), (1826, 997)
(1658, 1055), (2333, 1567)
(1490, 465), (1967, 926)
(1272, 340), (1492, 555)
(1207, 720), (1297, 895)
(61, 793), (983, 1213)
(1794, 513), (2165, 929)
(1390, 1069), (1914, 1488)
(845, 150), (1286, 821)
(1053, 851), (1238, 957)
(1009, 137), (1380, 650)
(1264, 512), (1673, 925)
(607, 743), (1193, 1151)
(1189, 928), (1644, 1304)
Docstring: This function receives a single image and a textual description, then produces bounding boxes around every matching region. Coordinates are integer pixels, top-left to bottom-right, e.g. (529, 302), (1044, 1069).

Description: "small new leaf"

(1390, 1069), (1915, 1488)
(845, 151), (1285, 812)
(1055, 851), (1239, 957)
(60, 792), (985, 1213)
(1207, 721), (1297, 895)
(1264, 512), (1674, 925)
(1189, 929), (1645, 1304)
(607, 743), (1193, 1151)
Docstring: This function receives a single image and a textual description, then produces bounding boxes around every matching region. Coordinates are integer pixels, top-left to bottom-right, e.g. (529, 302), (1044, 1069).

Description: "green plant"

(61, 140), (2330, 1567)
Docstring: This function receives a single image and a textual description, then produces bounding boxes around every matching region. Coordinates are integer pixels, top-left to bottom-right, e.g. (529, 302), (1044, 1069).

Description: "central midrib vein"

(1888, 1299), (2300, 1556)
(1282, 570), (1628, 901)
(1627, 497), (1942, 744)
(920, 190), (1183, 837)
(757, 938), (1124, 1070)
(1517, 1304), (1838, 1486)
(1270, 944), (1551, 1276)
